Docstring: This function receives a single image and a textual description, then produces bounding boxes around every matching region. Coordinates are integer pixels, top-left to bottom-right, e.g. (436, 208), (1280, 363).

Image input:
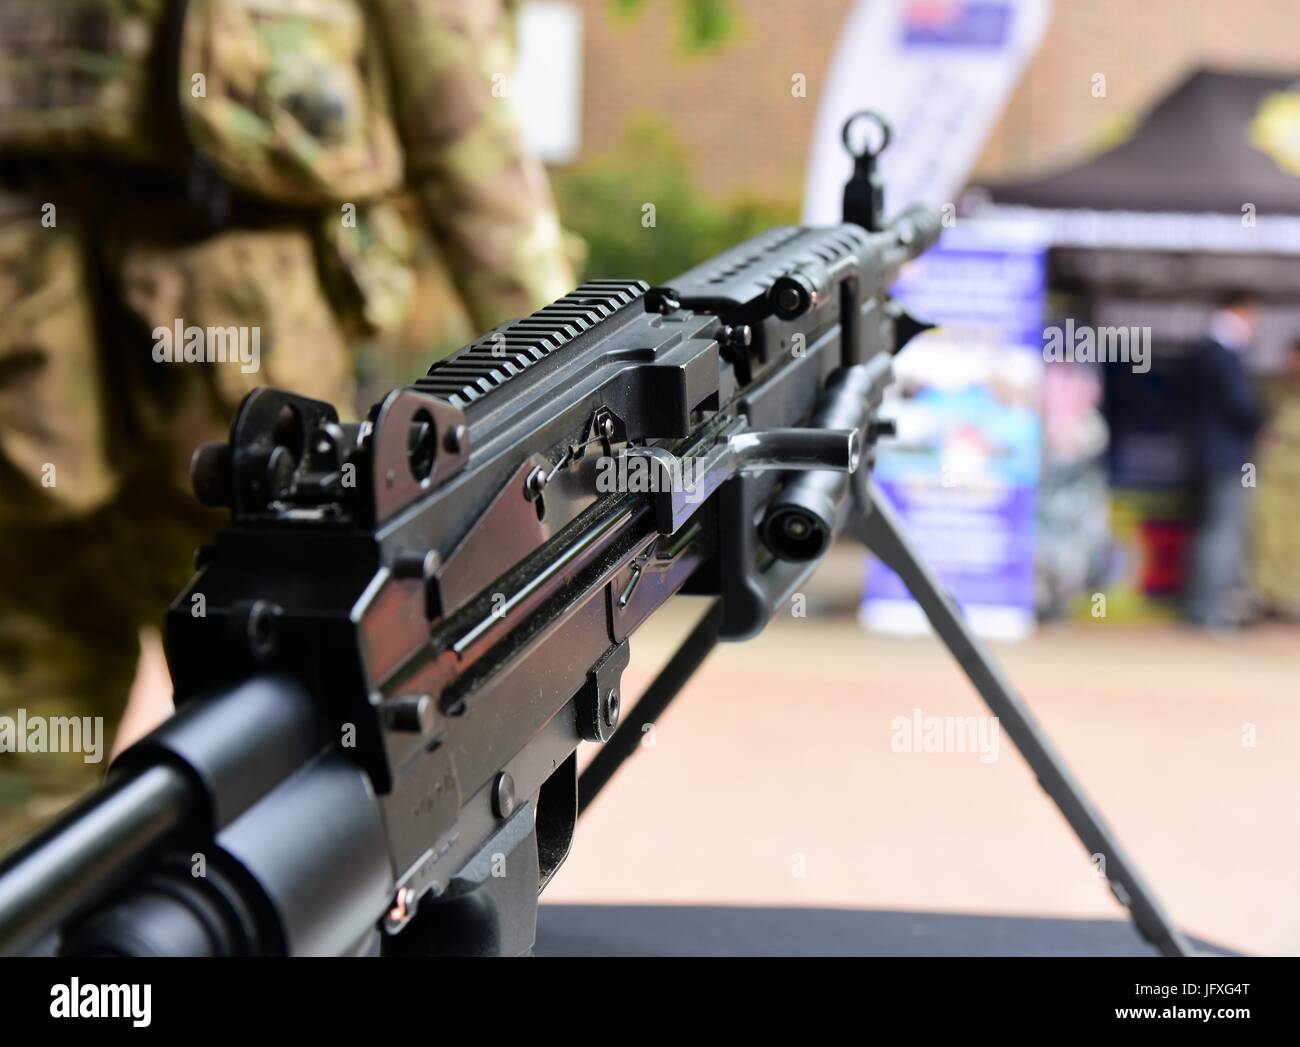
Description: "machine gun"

(0, 115), (1191, 957)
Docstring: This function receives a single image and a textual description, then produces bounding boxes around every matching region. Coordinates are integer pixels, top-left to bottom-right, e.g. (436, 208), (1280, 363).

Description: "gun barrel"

(0, 673), (331, 955)
(0, 764), (190, 954)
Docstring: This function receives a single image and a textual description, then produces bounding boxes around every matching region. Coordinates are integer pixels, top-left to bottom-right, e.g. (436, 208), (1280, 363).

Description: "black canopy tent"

(971, 68), (1300, 315)
(966, 68), (1300, 614)
(988, 68), (1300, 215)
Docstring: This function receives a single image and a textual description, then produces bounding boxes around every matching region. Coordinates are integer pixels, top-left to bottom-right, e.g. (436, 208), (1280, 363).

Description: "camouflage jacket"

(0, 0), (573, 330)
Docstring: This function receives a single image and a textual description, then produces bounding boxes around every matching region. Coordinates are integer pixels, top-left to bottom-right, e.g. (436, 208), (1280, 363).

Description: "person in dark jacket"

(1185, 291), (1267, 628)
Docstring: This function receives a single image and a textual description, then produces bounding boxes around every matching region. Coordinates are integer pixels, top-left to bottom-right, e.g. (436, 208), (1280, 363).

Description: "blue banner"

(862, 225), (1047, 640)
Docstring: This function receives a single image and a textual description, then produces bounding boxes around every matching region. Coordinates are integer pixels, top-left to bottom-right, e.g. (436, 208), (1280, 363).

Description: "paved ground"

(545, 587), (1300, 956)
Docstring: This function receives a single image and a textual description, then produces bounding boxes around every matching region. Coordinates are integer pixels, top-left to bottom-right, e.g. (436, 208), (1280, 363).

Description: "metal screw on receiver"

(384, 695), (436, 736)
(384, 886), (416, 933)
(493, 773), (516, 819)
(242, 600), (280, 662)
(443, 424), (467, 454)
(392, 550), (440, 579)
(720, 324), (753, 350)
(524, 467), (549, 499)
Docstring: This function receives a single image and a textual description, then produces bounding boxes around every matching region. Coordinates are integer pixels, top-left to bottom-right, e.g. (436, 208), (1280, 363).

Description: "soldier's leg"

(0, 194), (136, 848)
(1, 205), (357, 850)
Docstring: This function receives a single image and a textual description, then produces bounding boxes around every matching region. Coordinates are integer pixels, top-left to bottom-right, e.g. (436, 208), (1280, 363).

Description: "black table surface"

(536, 904), (1234, 957)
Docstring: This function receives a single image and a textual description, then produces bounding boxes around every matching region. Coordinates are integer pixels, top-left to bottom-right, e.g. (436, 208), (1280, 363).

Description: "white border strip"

(974, 205), (1300, 255)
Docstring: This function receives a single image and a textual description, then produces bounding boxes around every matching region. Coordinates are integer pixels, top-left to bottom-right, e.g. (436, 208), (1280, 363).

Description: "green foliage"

(610, 0), (740, 54)
(554, 120), (798, 286)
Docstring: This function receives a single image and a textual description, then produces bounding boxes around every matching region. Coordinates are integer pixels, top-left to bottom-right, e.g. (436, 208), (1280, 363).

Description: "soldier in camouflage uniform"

(0, 0), (576, 845)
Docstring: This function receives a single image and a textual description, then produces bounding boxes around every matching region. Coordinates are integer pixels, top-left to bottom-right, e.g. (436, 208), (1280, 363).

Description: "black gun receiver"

(0, 114), (1191, 958)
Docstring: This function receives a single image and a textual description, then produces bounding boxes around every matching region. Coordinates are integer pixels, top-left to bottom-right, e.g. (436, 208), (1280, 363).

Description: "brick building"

(572, 0), (1300, 203)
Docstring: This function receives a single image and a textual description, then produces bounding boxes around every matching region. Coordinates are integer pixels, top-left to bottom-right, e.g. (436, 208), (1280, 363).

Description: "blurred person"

(1184, 291), (1266, 629)
(1036, 360), (1108, 620)
(0, 0), (575, 844)
(1251, 338), (1300, 620)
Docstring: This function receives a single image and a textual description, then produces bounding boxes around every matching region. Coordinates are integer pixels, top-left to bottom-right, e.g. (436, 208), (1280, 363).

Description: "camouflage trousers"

(0, 186), (355, 848)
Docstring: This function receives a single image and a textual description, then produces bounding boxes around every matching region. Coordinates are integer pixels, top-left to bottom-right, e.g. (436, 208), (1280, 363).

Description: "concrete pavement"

(548, 600), (1299, 955)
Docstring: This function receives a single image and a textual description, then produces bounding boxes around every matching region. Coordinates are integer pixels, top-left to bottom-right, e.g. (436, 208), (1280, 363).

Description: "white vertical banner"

(803, 0), (1052, 224)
